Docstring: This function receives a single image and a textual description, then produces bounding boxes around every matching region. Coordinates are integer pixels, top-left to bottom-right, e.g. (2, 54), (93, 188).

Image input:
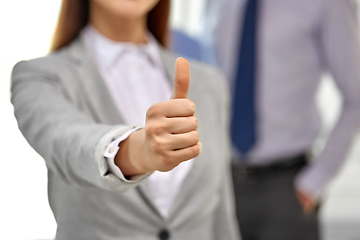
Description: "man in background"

(200, 0), (360, 239)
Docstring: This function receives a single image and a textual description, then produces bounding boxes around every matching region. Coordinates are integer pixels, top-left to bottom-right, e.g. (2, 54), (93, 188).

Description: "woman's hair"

(51, 0), (170, 51)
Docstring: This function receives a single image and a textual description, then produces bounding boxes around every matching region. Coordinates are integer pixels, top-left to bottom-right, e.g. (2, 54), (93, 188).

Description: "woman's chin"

(92, 0), (159, 20)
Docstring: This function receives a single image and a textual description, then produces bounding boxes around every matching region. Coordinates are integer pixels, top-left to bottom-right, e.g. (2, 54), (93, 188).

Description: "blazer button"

(158, 229), (170, 240)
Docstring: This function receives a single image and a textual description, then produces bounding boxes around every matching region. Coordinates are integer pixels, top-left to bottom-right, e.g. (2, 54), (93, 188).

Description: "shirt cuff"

(104, 126), (145, 182)
(294, 162), (329, 202)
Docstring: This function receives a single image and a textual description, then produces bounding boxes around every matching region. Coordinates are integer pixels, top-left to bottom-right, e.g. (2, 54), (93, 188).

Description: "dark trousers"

(232, 155), (319, 240)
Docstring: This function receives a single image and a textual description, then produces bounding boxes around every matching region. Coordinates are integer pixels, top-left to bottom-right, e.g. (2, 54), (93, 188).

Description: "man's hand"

(116, 58), (201, 176)
(296, 189), (316, 214)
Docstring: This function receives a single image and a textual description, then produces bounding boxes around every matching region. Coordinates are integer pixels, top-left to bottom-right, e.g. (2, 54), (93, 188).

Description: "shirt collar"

(82, 24), (163, 71)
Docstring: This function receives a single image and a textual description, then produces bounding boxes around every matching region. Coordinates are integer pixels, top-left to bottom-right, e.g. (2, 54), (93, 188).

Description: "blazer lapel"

(136, 181), (164, 219)
(67, 36), (124, 125)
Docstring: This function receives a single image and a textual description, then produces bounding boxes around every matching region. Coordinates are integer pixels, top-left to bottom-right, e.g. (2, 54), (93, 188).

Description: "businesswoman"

(11, 0), (239, 239)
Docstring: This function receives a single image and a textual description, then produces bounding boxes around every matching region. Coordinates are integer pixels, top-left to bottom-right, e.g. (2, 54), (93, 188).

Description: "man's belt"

(232, 154), (307, 177)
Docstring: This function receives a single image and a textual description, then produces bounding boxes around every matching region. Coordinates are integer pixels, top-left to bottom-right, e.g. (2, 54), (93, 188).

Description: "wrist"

(116, 129), (149, 176)
(127, 129), (150, 174)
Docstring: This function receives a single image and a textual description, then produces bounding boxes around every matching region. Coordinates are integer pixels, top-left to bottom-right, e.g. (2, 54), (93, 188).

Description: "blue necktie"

(231, 0), (258, 155)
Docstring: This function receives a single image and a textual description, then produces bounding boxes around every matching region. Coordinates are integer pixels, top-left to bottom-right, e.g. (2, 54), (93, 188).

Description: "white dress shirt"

(202, 0), (360, 199)
(83, 25), (194, 218)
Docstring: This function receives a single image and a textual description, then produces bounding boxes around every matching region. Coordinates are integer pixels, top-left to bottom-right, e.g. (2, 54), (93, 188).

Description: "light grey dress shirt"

(202, 0), (360, 200)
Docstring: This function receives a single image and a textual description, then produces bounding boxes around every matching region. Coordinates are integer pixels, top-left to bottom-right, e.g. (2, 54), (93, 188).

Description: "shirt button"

(158, 229), (170, 240)
(108, 147), (114, 153)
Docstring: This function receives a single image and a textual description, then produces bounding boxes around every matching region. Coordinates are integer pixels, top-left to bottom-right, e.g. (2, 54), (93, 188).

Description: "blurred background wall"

(0, 0), (359, 239)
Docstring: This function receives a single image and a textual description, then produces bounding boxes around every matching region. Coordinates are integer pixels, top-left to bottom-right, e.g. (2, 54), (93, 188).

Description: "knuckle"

(180, 99), (195, 113)
(146, 106), (155, 118)
(193, 116), (198, 128)
(146, 122), (165, 136)
(192, 145), (201, 157)
(192, 131), (200, 142)
(186, 100), (196, 113)
(156, 124), (166, 134)
(145, 124), (155, 136)
(146, 104), (161, 118)
(151, 138), (163, 153)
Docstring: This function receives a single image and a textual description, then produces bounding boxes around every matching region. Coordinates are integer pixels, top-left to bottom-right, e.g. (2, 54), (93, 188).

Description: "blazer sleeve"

(11, 60), (150, 192)
(211, 69), (241, 240)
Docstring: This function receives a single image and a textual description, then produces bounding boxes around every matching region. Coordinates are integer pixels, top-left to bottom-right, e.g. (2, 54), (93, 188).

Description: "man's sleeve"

(295, 0), (360, 200)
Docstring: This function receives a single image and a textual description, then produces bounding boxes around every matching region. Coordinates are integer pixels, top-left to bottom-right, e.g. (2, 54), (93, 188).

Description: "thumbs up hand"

(116, 58), (201, 176)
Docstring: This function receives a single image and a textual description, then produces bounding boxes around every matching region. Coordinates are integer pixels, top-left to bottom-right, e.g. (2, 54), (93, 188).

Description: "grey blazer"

(11, 34), (240, 240)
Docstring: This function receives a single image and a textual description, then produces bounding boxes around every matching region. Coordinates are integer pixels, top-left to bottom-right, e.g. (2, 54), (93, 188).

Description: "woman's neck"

(89, 5), (148, 44)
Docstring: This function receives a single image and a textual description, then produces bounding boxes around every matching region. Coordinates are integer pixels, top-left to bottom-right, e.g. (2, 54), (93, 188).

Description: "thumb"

(171, 57), (191, 99)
